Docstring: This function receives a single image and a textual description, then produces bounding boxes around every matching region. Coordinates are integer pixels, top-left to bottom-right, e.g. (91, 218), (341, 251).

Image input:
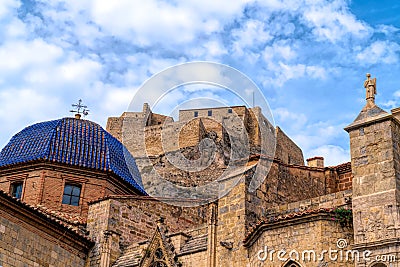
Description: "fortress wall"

(143, 120), (204, 156)
(245, 162), (332, 230)
(200, 117), (223, 139)
(107, 106), (306, 168)
(178, 119), (206, 148)
(149, 112), (171, 126)
(275, 127), (304, 165)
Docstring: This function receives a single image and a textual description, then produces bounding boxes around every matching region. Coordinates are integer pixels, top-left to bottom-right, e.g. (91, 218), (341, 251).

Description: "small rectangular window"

(62, 184), (81, 206)
(11, 182), (23, 199)
(194, 111), (198, 117)
(228, 108), (232, 113)
(208, 110), (212, 116)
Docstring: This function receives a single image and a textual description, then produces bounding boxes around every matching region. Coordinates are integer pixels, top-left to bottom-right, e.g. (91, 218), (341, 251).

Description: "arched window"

(371, 263), (387, 267)
(283, 260), (301, 267)
(147, 248), (168, 267)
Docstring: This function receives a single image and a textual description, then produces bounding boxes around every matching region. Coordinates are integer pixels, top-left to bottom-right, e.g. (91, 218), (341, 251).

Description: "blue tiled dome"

(0, 118), (146, 194)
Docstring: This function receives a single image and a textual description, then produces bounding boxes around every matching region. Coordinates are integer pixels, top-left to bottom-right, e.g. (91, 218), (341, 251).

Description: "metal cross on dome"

(70, 99), (89, 116)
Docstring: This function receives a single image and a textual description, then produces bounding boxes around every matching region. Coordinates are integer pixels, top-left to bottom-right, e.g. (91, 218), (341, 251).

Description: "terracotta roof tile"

(0, 190), (91, 241)
(243, 207), (351, 246)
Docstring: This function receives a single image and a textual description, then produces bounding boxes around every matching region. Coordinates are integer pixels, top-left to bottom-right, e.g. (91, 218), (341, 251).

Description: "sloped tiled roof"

(243, 207), (349, 247)
(33, 204), (87, 226)
(113, 233), (209, 267)
(113, 244), (144, 267)
(178, 234), (208, 255)
(0, 190), (92, 241)
(332, 161), (351, 174)
(0, 117), (146, 194)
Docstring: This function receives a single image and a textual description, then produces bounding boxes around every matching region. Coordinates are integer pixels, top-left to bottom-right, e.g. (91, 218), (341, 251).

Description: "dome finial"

(70, 99), (89, 119)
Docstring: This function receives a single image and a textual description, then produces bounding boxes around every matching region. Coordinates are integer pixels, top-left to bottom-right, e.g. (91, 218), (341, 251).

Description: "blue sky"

(0, 0), (399, 166)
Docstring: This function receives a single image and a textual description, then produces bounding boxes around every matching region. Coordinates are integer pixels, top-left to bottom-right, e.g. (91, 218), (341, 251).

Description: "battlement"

(106, 104), (305, 173)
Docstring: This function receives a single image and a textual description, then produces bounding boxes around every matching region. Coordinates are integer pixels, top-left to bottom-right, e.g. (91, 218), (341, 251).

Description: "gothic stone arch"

(282, 260), (301, 267)
(370, 263), (387, 267)
(139, 220), (178, 267)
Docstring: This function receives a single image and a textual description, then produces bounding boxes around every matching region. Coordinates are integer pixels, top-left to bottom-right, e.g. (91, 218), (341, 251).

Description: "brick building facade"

(0, 74), (398, 266)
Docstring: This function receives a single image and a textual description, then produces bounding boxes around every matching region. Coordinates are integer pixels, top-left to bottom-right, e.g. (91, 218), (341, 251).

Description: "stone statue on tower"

(364, 73), (376, 107)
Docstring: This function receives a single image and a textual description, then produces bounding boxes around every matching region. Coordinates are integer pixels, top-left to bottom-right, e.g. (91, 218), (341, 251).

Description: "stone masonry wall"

(106, 115), (124, 143)
(245, 188), (353, 267)
(179, 106), (247, 122)
(107, 106), (309, 173)
(0, 214), (87, 267)
(0, 166), (138, 220)
(175, 226), (208, 267)
(275, 126), (304, 165)
(149, 112), (170, 126)
(216, 176), (248, 267)
(0, 192), (91, 267)
(336, 163), (353, 191)
(349, 119), (399, 243)
(144, 121), (203, 156)
(0, 170), (41, 205)
(107, 112), (148, 157)
(245, 161), (333, 230)
(86, 197), (208, 266)
(247, 215), (354, 267)
(264, 189), (353, 216)
(178, 251), (208, 267)
(212, 163), (344, 267)
(347, 114), (400, 266)
(199, 118), (222, 139)
(143, 124), (164, 156)
(178, 118), (207, 148)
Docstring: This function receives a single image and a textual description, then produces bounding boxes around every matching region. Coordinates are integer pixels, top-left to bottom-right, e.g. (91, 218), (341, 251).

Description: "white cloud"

(263, 41), (297, 62)
(301, 0), (370, 43)
(0, 0), (19, 19)
(380, 89), (400, 109)
(0, 0), (399, 170)
(102, 86), (135, 114)
(290, 120), (347, 153)
(306, 145), (350, 166)
(375, 24), (400, 36)
(203, 40), (228, 58)
(356, 41), (400, 65)
(0, 89), (62, 138)
(306, 66), (327, 79)
(57, 57), (102, 84)
(182, 0), (250, 17)
(0, 39), (63, 73)
(273, 107), (308, 130)
(232, 19), (272, 55)
(3, 18), (27, 39)
(261, 59), (328, 87)
(86, 0), (249, 45)
(381, 100), (397, 109)
(272, 63), (305, 86)
(394, 90), (400, 98)
(20, 53), (103, 92)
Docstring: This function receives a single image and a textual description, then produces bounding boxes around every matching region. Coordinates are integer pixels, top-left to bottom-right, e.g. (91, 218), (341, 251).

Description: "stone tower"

(345, 74), (400, 266)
